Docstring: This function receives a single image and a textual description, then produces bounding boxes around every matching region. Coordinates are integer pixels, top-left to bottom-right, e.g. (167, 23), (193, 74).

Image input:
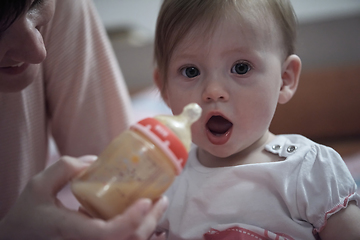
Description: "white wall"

(93, 0), (360, 36)
(91, 0), (360, 93)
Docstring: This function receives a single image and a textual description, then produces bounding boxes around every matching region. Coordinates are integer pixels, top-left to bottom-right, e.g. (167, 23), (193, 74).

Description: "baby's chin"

(197, 144), (235, 159)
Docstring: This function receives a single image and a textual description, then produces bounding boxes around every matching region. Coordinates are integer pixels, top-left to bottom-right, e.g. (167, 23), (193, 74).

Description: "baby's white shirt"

(158, 134), (360, 240)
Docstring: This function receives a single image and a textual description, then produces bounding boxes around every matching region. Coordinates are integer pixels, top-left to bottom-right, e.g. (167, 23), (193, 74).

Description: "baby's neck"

(197, 131), (278, 168)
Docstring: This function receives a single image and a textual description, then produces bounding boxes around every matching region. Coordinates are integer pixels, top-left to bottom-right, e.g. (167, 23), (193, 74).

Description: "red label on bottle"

(135, 118), (188, 172)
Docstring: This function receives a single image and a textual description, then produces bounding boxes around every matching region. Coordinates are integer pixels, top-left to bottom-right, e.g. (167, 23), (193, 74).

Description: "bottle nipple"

(154, 103), (202, 151)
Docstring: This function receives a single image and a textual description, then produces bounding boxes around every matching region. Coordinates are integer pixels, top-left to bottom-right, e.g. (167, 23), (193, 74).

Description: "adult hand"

(0, 156), (168, 240)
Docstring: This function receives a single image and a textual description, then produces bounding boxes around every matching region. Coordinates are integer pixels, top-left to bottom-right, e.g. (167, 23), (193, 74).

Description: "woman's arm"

(43, 0), (133, 157)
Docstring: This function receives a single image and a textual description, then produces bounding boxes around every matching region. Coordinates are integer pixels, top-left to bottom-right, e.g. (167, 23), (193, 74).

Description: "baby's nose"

(202, 79), (229, 102)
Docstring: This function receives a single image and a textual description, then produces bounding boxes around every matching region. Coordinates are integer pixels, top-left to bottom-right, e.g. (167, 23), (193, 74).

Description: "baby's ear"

(278, 54), (302, 104)
(153, 68), (170, 107)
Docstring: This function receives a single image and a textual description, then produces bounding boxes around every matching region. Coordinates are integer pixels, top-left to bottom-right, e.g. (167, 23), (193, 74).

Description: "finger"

(78, 155), (98, 164)
(37, 155), (97, 196)
(150, 196), (168, 221)
(131, 196), (168, 239)
(58, 197), (167, 240)
(52, 207), (108, 240)
(89, 198), (152, 239)
(63, 198), (154, 240)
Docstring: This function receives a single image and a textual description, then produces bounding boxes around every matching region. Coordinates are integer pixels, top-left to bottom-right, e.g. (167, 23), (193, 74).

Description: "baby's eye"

(231, 62), (251, 75)
(181, 67), (200, 78)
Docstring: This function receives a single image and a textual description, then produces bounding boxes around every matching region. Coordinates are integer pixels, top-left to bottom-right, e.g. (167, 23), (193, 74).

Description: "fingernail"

(78, 155), (98, 164)
(158, 196), (169, 211)
(139, 198), (152, 216)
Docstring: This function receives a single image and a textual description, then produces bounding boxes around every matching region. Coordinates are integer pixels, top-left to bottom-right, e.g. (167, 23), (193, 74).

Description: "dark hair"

(0, 0), (29, 33)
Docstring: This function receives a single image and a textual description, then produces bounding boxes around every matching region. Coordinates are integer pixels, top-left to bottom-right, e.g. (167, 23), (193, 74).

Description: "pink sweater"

(0, 0), (132, 218)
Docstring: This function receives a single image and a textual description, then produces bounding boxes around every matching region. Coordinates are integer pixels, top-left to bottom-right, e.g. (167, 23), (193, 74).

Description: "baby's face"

(162, 13), (287, 161)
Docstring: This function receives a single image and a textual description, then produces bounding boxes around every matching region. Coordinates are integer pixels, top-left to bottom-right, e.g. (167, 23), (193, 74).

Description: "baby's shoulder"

(268, 134), (340, 160)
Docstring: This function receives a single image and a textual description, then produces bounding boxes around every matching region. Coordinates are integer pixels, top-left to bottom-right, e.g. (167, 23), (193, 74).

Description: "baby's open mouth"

(206, 115), (233, 136)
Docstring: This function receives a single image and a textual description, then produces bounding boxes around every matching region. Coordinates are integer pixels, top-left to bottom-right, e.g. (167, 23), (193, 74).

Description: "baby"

(152, 0), (360, 239)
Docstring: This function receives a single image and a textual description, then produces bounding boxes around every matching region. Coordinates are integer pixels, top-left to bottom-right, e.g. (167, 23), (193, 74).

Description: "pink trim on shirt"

(314, 192), (356, 234)
(204, 227), (294, 240)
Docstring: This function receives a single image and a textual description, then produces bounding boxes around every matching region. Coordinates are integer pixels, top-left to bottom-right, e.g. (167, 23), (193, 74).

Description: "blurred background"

(55, 0), (360, 208)
(92, 0), (360, 157)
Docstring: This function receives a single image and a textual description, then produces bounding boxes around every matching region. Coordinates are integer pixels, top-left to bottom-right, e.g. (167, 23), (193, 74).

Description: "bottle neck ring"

(131, 118), (188, 175)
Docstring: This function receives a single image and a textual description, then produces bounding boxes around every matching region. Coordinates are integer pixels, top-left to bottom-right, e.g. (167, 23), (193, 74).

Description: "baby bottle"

(71, 103), (202, 220)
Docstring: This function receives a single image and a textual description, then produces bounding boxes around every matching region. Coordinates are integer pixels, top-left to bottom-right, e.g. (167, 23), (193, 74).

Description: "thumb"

(39, 155), (97, 196)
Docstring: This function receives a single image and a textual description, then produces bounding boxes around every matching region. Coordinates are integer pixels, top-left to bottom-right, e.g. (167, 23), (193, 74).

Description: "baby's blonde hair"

(154, 0), (297, 94)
